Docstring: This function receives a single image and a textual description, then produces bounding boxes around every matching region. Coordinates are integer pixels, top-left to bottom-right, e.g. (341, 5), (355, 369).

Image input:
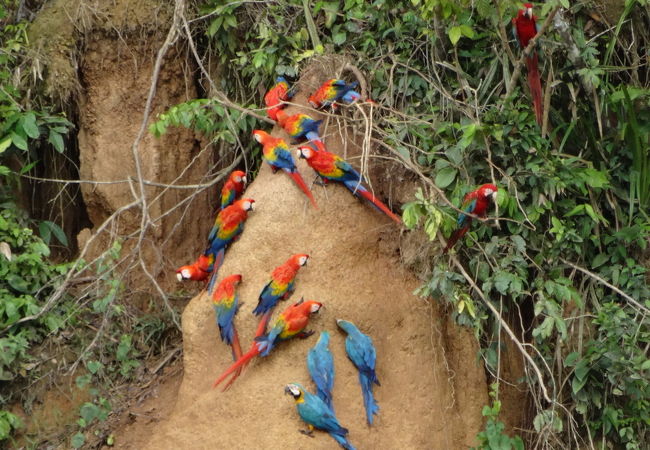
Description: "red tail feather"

(312, 139), (327, 152)
(287, 171), (318, 209)
(443, 225), (470, 254)
(230, 328), (243, 380)
(212, 344), (260, 389)
(526, 54), (543, 126)
(357, 189), (402, 224)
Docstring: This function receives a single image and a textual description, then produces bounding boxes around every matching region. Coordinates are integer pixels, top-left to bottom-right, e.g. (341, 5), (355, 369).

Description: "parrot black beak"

(284, 386), (293, 395)
(525, 8), (532, 19)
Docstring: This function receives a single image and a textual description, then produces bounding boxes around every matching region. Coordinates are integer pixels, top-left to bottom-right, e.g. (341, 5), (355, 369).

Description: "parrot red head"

(252, 130), (270, 144)
(221, 273), (242, 286)
(230, 170), (246, 185)
(234, 198), (255, 212)
(290, 253), (309, 267)
(294, 298), (323, 314)
(176, 263), (206, 282)
(478, 183), (498, 202)
(523, 2), (533, 18)
(297, 145), (316, 160)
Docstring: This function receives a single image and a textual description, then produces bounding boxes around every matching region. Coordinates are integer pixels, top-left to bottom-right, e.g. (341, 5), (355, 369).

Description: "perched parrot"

(176, 253), (214, 282)
(443, 183), (498, 254)
(264, 76), (294, 122)
(337, 319), (380, 426)
(275, 110), (324, 144)
(297, 145), (402, 224)
(212, 299), (322, 389)
(252, 130), (318, 208)
(220, 170), (247, 210)
(513, 3), (543, 126)
(211, 274), (244, 364)
(308, 79), (360, 110)
(284, 383), (356, 450)
(307, 331), (335, 410)
(253, 253), (310, 336)
(204, 198), (255, 290)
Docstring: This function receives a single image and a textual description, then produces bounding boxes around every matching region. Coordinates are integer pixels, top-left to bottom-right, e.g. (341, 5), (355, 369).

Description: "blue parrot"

(284, 383), (356, 450)
(337, 319), (380, 425)
(307, 331), (335, 410)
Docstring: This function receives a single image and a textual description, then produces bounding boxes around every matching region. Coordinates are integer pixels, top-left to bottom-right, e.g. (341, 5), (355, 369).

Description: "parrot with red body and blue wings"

(211, 274), (244, 364)
(513, 2), (543, 126)
(220, 170), (246, 210)
(265, 77), (295, 122)
(443, 183), (498, 254)
(308, 79), (360, 110)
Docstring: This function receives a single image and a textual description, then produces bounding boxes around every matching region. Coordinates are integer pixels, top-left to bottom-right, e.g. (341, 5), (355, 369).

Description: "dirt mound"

(134, 157), (488, 448)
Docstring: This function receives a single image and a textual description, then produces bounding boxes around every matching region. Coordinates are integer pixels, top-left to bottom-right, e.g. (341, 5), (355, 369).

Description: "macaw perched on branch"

(337, 319), (380, 426)
(212, 299), (322, 389)
(443, 183), (498, 254)
(211, 274), (244, 365)
(220, 170), (247, 210)
(176, 253), (214, 282)
(297, 145), (402, 224)
(252, 130), (318, 208)
(265, 77), (294, 122)
(205, 198), (255, 291)
(275, 109), (325, 149)
(308, 79), (360, 110)
(285, 383), (356, 450)
(513, 3), (543, 126)
(253, 253), (310, 337)
(307, 331), (335, 411)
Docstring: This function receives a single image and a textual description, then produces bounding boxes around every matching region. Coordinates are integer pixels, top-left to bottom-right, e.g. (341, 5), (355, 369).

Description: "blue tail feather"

(330, 432), (356, 450)
(360, 373), (379, 425)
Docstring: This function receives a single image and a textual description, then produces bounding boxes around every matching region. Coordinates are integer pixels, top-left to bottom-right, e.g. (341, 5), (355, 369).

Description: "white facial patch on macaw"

(299, 255), (308, 266)
(242, 200), (253, 211)
(234, 175), (241, 182)
(286, 384), (301, 397)
(253, 133), (262, 143)
(299, 148), (312, 159)
(310, 303), (322, 313)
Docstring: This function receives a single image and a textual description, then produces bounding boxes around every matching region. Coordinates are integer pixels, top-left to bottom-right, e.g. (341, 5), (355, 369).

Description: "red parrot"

(252, 130), (318, 208)
(513, 3), (543, 126)
(264, 77), (294, 122)
(253, 253), (309, 337)
(297, 145), (402, 224)
(308, 79), (360, 110)
(205, 198), (255, 290)
(220, 170), (247, 210)
(443, 183), (498, 254)
(212, 274), (244, 367)
(212, 299), (323, 389)
(176, 253), (214, 282)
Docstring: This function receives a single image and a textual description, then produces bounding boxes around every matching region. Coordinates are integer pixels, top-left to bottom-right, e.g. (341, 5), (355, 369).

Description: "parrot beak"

(525, 7), (532, 18)
(242, 176), (247, 184)
(491, 191), (498, 202)
(176, 273), (183, 282)
(308, 100), (317, 108)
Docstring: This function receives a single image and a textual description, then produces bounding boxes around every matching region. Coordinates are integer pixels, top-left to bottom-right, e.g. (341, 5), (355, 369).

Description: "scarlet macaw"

(176, 253), (214, 282)
(220, 170), (247, 210)
(308, 79), (360, 110)
(513, 3), (543, 126)
(211, 274), (244, 364)
(275, 110), (323, 143)
(297, 145), (402, 224)
(205, 198), (255, 290)
(284, 383), (356, 450)
(307, 331), (335, 410)
(252, 130), (317, 208)
(264, 77), (294, 122)
(443, 183), (498, 254)
(337, 319), (380, 426)
(212, 299), (322, 389)
(253, 253), (310, 337)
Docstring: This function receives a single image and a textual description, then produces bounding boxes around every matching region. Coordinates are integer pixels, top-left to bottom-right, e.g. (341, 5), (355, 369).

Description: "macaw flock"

(172, 5), (542, 447)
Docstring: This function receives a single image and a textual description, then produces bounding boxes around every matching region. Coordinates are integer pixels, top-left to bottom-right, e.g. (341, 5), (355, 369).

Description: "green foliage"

(0, 410), (22, 441)
(474, 386), (524, 450)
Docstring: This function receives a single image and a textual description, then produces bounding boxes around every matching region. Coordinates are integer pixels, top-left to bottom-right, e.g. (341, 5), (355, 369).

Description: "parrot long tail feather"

(212, 345), (260, 389)
(526, 53), (543, 126)
(254, 312), (272, 338)
(317, 388), (333, 411)
(359, 373), (379, 426)
(443, 224), (470, 254)
(229, 328), (244, 380)
(350, 184), (402, 224)
(205, 248), (225, 294)
(330, 432), (356, 450)
(284, 169), (318, 208)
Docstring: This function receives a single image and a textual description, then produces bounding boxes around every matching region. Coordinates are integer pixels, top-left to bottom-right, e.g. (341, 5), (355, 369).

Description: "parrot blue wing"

(270, 147), (297, 171)
(457, 197), (477, 227)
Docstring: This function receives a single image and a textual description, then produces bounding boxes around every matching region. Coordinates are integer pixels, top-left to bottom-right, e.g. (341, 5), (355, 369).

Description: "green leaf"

(559, 0), (570, 8)
(22, 112), (39, 139)
(80, 403), (99, 423)
(435, 166), (457, 188)
(0, 136), (11, 154)
(448, 26), (462, 45)
(71, 432), (85, 448)
(11, 132), (27, 151)
(40, 220), (68, 246)
(459, 24), (475, 39)
(48, 130), (64, 153)
(87, 360), (103, 374)
(333, 32), (347, 45)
